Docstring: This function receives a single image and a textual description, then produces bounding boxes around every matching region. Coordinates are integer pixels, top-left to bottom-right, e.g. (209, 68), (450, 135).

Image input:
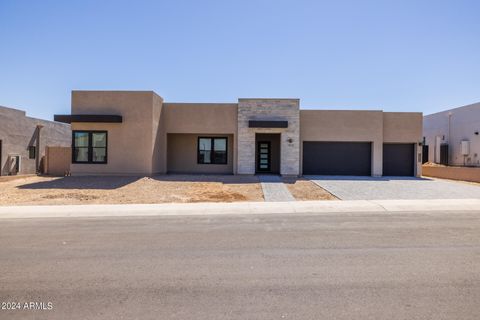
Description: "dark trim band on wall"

(249, 120), (288, 128)
(54, 114), (123, 124)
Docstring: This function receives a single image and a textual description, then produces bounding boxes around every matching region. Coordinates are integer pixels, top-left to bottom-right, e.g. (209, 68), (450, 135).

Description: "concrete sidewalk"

(0, 199), (479, 219)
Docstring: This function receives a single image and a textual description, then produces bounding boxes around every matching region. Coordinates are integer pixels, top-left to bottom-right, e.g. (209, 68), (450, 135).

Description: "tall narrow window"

(28, 146), (36, 159)
(73, 131), (107, 164)
(73, 132), (89, 163)
(197, 137), (228, 164)
(92, 132), (107, 163)
(198, 138), (212, 164)
(213, 138), (227, 164)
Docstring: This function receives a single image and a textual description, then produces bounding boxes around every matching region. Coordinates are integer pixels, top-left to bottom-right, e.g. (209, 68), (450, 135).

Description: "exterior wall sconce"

(287, 138), (293, 143)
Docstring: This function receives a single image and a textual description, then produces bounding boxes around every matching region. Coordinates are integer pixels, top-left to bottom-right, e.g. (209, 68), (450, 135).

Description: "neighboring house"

(424, 102), (480, 166)
(54, 90), (423, 177)
(0, 105), (71, 176)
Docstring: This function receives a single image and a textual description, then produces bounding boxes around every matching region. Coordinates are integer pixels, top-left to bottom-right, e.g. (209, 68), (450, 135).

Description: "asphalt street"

(1, 210), (480, 319)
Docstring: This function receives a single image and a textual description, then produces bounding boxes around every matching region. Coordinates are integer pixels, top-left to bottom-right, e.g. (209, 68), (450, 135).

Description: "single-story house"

(0, 105), (71, 176)
(424, 102), (480, 166)
(54, 90), (423, 177)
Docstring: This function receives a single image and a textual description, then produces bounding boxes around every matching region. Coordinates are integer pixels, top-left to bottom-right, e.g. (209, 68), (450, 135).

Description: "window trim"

(72, 130), (108, 164)
(197, 136), (228, 165)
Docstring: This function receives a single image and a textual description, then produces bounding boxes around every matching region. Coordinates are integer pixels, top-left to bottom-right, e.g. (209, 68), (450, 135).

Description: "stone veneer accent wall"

(237, 99), (300, 175)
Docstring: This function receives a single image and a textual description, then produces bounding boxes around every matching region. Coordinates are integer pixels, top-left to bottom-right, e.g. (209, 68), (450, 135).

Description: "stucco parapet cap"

(384, 111), (423, 115)
(72, 90), (164, 102)
(163, 102), (238, 106)
(239, 98), (300, 101)
(300, 108), (383, 112)
(72, 90), (157, 94)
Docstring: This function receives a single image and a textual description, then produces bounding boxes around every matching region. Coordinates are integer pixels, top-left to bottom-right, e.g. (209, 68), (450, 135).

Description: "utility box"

(461, 140), (470, 156)
(8, 154), (20, 175)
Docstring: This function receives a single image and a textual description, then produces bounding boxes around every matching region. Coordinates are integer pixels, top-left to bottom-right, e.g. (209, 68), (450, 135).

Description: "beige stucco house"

(55, 90), (423, 177)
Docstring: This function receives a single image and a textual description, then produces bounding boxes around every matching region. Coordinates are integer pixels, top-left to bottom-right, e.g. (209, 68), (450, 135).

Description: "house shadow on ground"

(149, 174), (260, 184)
(16, 174), (261, 190)
(16, 174), (435, 191)
(17, 175), (142, 190)
(280, 176), (311, 184)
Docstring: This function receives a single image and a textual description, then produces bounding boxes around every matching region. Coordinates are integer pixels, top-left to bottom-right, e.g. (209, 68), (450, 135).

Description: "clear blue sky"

(1, 0), (479, 120)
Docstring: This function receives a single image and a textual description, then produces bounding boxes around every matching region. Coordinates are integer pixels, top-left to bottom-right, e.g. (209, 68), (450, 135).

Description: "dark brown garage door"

(383, 143), (414, 176)
(303, 142), (372, 175)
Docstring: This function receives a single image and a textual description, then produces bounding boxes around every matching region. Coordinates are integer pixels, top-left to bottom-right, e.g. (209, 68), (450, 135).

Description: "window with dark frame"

(73, 131), (107, 164)
(198, 137), (227, 164)
(28, 146), (36, 159)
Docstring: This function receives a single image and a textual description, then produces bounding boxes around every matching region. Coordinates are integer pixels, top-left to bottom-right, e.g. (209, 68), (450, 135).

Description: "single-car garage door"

(303, 142), (372, 175)
(383, 143), (414, 176)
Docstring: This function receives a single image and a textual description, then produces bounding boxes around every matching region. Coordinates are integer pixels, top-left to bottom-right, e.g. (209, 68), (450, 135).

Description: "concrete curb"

(0, 199), (479, 219)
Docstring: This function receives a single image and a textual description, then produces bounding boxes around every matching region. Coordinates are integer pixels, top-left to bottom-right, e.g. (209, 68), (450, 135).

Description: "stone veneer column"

(237, 99), (300, 175)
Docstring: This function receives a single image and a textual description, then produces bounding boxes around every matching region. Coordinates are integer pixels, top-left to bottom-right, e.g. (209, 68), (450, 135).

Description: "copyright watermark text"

(1, 301), (53, 311)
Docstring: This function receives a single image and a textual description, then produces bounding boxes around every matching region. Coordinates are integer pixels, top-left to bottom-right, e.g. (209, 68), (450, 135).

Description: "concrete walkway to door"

(258, 175), (295, 202)
(307, 175), (480, 200)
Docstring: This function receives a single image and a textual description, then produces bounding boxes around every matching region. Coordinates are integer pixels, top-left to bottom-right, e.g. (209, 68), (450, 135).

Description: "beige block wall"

(167, 134), (234, 174)
(300, 110), (384, 176)
(422, 165), (480, 182)
(45, 146), (71, 176)
(70, 91), (162, 175)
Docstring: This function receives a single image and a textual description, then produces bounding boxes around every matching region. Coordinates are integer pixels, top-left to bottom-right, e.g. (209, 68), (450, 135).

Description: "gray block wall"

(0, 106), (71, 175)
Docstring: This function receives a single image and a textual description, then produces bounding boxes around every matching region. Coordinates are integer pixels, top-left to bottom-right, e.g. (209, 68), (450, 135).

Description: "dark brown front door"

(257, 141), (271, 172)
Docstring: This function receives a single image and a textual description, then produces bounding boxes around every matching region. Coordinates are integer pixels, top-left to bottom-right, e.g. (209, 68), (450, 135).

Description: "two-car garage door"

(302, 142), (372, 175)
(302, 142), (415, 176)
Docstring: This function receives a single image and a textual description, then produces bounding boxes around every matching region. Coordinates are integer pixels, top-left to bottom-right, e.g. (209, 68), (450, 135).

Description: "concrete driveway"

(307, 176), (480, 200)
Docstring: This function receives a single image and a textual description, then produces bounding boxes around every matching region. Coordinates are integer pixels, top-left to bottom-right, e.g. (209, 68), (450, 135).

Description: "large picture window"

(73, 131), (107, 164)
(198, 137), (227, 164)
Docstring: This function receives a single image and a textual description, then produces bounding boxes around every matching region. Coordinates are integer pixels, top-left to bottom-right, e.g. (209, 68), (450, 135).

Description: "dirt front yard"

(0, 175), (264, 205)
(0, 175), (337, 206)
(283, 177), (337, 201)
